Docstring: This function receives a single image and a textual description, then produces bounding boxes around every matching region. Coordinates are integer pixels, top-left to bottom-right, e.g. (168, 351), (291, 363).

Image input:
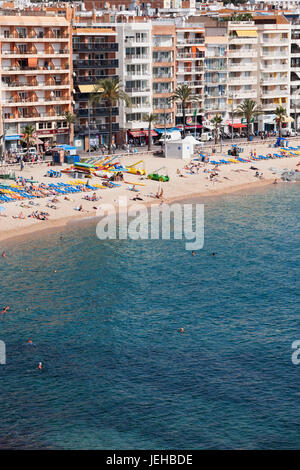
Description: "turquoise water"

(0, 183), (299, 449)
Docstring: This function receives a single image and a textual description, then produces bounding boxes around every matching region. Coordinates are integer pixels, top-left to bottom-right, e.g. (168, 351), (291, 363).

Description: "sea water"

(0, 183), (299, 449)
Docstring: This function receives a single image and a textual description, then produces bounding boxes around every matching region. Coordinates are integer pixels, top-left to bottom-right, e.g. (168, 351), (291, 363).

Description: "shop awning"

(128, 131), (146, 138)
(236, 30), (258, 38)
(128, 130), (158, 137)
(78, 85), (104, 93)
(228, 123), (247, 128)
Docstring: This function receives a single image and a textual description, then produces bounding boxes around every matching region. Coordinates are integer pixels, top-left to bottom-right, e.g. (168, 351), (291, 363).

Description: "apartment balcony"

(1, 82), (70, 91)
(126, 72), (150, 79)
(153, 89), (173, 95)
(228, 50), (256, 58)
(177, 53), (205, 60)
(262, 63), (289, 72)
(205, 65), (227, 72)
(291, 52), (300, 58)
(176, 107), (200, 115)
(2, 66), (69, 74)
(204, 79), (227, 86)
(237, 90), (257, 99)
(229, 77), (257, 85)
(261, 78), (288, 85)
(75, 123), (119, 134)
(125, 120), (151, 129)
(0, 36), (69, 43)
(261, 51), (289, 59)
(291, 80), (300, 86)
(124, 38), (150, 46)
(74, 59), (118, 69)
(176, 68), (204, 75)
(5, 113), (67, 123)
(125, 54), (151, 63)
(73, 43), (118, 53)
(229, 64), (257, 72)
(260, 90), (289, 99)
(76, 75), (118, 84)
(262, 103), (277, 111)
(125, 104), (152, 113)
(152, 57), (173, 64)
(177, 39), (204, 46)
(2, 51), (69, 58)
(2, 98), (70, 107)
(262, 38), (289, 46)
(153, 73), (173, 79)
(291, 65), (300, 72)
(228, 38), (257, 45)
(125, 87), (151, 95)
(77, 107), (118, 118)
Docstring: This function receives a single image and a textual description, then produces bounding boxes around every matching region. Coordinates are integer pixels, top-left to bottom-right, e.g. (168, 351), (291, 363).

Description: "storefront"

(4, 134), (22, 153)
(127, 130), (158, 146)
(35, 128), (70, 147)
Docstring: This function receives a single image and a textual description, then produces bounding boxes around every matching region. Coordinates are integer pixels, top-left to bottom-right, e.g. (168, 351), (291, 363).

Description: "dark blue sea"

(0, 183), (299, 450)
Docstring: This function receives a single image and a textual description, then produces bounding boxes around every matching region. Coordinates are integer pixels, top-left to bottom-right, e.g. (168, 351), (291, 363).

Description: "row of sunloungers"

(0, 182), (100, 203)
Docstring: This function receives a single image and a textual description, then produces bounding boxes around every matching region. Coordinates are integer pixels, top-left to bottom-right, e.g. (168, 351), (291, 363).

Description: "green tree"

(211, 114), (223, 145)
(143, 113), (157, 151)
(21, 124), (35, 158)
(235, 99), (262, 141)
(171, 84), (201, 138)
(90, 78), (130, 154)
(274, 105), (287, 138)
(64, 111), (76, 145)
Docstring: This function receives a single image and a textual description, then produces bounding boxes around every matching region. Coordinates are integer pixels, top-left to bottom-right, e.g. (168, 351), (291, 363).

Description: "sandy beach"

(0, 139), (299, 244)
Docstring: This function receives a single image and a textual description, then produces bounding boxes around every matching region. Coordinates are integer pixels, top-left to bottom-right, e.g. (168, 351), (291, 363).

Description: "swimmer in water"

(212, 253), (216, 257)
(38, 362), (43, 370)
(27, 338), (33, 344)
(2, 251), (6, 258)
(0, 305), (9, 314)
(192, 251), (195, 256)
(179, 328), (184, 333)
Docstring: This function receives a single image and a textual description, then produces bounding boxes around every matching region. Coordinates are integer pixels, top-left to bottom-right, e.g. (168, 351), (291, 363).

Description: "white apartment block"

(116, 22), (152, 132)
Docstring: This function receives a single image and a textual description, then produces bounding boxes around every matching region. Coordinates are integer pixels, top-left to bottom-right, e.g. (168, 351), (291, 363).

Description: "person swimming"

(192, 251), (195, 256)
(38, 361), (43, 370)
(179, 328), (184, 333)
(27, 338), (33, 344)
(0, 305), (9, 314)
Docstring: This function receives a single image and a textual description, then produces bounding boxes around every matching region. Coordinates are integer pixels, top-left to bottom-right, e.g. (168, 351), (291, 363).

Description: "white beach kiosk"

(164, 135), (202, 159)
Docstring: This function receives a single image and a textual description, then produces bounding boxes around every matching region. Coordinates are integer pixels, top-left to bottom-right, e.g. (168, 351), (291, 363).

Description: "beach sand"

(0, 140), (299, 244)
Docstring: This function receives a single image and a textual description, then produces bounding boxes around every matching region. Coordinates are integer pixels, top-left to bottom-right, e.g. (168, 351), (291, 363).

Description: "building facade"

(0, 14), (73, 151)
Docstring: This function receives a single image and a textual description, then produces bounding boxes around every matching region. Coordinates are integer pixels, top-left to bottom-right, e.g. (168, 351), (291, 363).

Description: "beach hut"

(164, 140), (193, 159)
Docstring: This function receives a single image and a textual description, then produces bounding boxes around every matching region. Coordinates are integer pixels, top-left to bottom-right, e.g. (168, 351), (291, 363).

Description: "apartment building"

(204, 27), (228, 125)
(72, 25), (119, 150)
(256, 15), (291, 132)
(227, 21), (259, 132)
(0, 14), (73, 150)
(290, 19), (300, 130)
(116, 21), (153, 141)
(175, 22), (205, 130)
(152, 22), (176, 130)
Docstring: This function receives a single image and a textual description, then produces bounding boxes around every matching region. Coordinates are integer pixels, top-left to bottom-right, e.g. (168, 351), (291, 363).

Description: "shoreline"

(1, 138), (299, 246)
(0, 175), (289, 246)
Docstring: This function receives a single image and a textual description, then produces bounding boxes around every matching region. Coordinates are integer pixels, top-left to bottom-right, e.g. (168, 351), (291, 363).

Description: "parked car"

(200, 132), (213, 142)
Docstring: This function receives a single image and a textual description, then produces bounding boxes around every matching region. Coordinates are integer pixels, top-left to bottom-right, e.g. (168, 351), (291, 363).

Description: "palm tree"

(64, 111), (76, 146)
(21, 124), (35, 158)
(211, 114), (223, 145)
(274, 105), (287, 138)
(171, 84), (201, 138)
(90, 78), (130, 154)
(143, 113), (157, 151)
(235, 99), (262, 141)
